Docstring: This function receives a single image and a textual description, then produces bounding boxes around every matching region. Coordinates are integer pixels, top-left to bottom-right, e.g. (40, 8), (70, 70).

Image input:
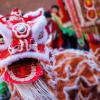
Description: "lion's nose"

(12, 23), (30, 39)
(17, 24), (26, 33)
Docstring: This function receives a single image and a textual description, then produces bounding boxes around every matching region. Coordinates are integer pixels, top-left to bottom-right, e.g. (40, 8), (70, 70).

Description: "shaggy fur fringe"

(14, 78), (56, 100)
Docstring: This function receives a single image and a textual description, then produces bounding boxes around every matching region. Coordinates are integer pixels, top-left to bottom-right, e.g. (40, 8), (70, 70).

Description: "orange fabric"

(43, 50), (100, 99)
(0, 68), (5, 76)
(10, 50), (100, 100)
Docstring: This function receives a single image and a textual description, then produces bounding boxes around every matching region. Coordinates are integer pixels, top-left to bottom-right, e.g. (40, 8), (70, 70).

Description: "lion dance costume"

(0, 8), (100, 100)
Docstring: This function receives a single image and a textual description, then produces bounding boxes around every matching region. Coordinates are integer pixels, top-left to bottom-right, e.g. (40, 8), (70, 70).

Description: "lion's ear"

(31, 14), (48, 44)
(38, 8), (44, 15)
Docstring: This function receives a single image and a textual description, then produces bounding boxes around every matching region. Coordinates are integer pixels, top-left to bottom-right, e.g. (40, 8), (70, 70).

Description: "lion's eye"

(0, 35), (4, 44)
(38, 32), (43, 40)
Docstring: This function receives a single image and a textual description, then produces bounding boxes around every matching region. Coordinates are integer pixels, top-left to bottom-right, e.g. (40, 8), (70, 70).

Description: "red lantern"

(84, 0), (93, 8)
(87, 9), (96, 20)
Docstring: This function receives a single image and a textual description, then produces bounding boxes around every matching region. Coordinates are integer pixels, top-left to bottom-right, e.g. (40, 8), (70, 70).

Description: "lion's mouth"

(4, 58), (43, 84)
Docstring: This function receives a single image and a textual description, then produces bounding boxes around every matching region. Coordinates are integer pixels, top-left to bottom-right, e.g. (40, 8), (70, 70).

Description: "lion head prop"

(0, 8), (100, 100)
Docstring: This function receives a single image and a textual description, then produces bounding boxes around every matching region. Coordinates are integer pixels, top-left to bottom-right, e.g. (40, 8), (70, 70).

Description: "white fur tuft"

(0, 52), (49, 68)
(15, 79), (56, 100)
(31, 15), (47, 43)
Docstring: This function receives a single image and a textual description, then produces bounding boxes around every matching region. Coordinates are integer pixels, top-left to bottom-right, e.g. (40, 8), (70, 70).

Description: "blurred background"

(0, 0), (57, 14)
(0, 1), (100, 100)
(0, 0), (99, 55)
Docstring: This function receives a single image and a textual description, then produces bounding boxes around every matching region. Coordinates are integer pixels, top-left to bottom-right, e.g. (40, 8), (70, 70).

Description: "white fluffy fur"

(0, 76), (4, 83)
(46, 34), (52, 45)
(15, 79), (56, 100)
(0, 14), (3, 18)
(31, 15), (47, 42)
(0, 23), (12, 50)
(0, 52), (49, 67)
(37, 29), (48, 44)
(24, 8), (44, 18)
(24, 8), (48, 44)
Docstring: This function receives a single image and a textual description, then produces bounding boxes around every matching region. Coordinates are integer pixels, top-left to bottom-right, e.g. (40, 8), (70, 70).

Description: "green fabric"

(82, 32), (88, 40)
(52, 14), (75, 36)
(0, 82), (9, 95)
(60, 24), (75, 36)
(77, 38), (85, 47)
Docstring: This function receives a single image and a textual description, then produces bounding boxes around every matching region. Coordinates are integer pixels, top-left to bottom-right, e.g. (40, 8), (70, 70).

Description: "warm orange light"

(97, 10), (100, 18)
(88, 9), (96, 19)
(85, 0), (93, 7)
